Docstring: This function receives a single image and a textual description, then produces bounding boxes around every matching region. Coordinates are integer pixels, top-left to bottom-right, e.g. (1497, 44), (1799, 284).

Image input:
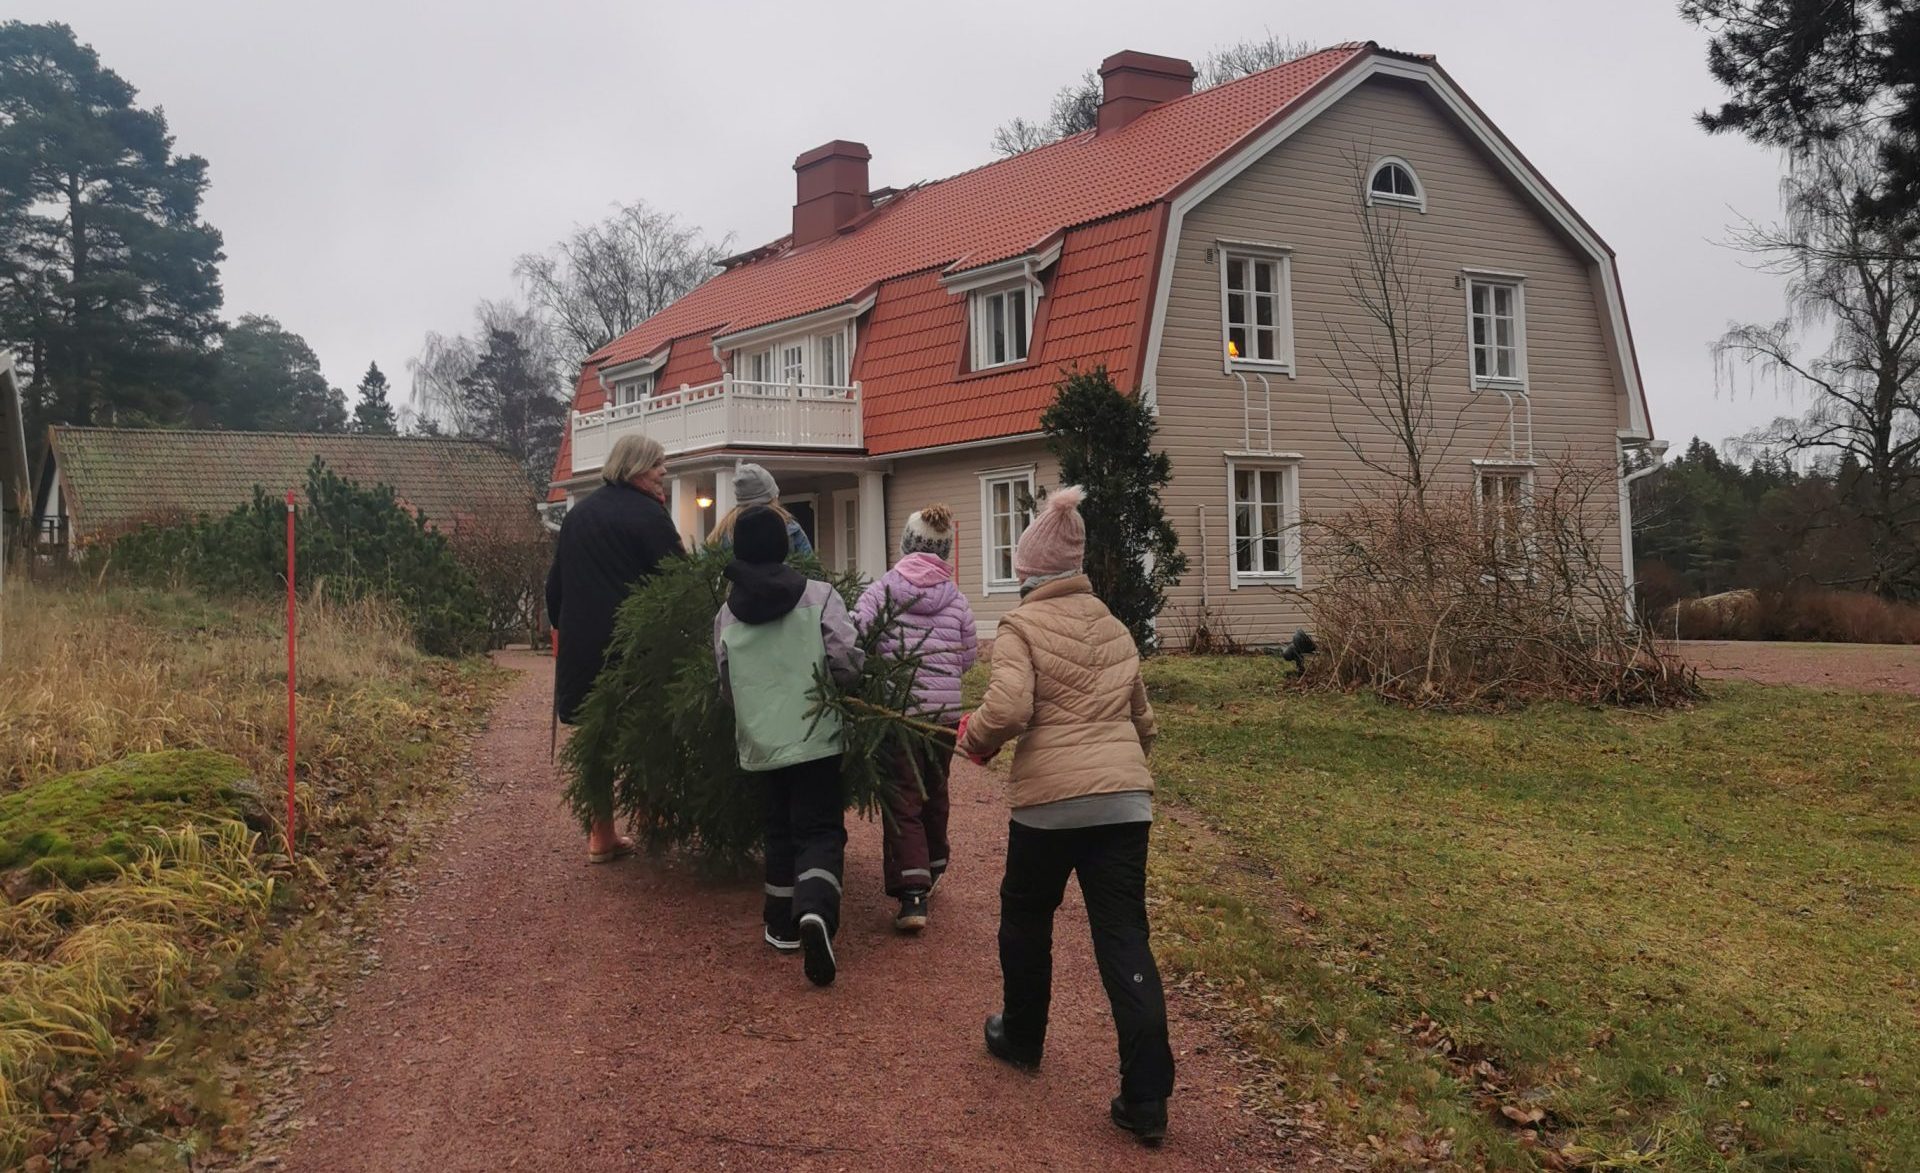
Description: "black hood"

(723, 559), (808, 624)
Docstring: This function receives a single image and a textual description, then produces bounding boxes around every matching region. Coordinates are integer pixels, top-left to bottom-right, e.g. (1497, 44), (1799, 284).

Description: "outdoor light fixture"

(697, 495), (714, 509)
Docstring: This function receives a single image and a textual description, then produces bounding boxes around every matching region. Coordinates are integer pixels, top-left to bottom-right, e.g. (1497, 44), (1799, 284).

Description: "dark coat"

(545, 481), (684, 723)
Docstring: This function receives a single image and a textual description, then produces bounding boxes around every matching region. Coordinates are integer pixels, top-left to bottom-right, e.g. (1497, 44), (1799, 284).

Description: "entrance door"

(786, 499), (817, 549)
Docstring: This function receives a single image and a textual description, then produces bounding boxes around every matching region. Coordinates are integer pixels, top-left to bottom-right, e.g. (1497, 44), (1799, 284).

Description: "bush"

(448, 511), (555, 648)
(1041, 366), (1186, 652)
(97, 459), (492, 655)
(1674, 587), (1920, 643)
(1302, 460), (1700, 707)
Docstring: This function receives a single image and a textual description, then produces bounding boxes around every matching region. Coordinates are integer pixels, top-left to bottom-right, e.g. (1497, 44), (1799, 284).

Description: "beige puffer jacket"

(957, 575), (1157, 809)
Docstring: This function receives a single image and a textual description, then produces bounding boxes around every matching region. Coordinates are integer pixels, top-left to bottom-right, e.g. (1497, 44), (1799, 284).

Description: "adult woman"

(956, 486), (1175, 1146)
(708, 461), (813, 556)
(545, 432), (684, 862)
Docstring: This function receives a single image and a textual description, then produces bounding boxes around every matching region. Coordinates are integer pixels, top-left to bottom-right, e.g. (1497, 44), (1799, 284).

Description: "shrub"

(97, 458), (491, 655)
(1041, 366), (1187, 652)
(1301, 460), (1700, 707)
(1674, 586), (1920, 643)
(448, 511), (555, 648)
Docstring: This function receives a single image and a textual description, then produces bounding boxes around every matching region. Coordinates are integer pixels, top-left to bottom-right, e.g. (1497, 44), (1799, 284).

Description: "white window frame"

(1225, 455), (1302, 589)
(969, 280), (1035, 371)
(814, 328), (849, 388)
(1365, 156), (1427, 213)
(1464, 272), (1528, 390)
(832, 488), (860, 574)
(979, 466), (1038, 595)
(1218, 242), (1295, 375)
(611, 374), (652, 408)
(1473, 460), (1536, 577)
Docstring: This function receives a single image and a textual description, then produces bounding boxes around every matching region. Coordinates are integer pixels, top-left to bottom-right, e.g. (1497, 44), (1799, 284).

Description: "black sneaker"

(983, 1013), (1041, 1070)
(1110, 1096), (1168, 1146)
(763, 922), (800, 953)
(894, 890), (929, 933)
(798, 913), (836, 987)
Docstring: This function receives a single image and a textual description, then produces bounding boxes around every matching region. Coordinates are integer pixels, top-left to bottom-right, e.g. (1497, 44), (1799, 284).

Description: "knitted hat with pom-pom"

(900, 503), (954, 560)
(1012, 486), (1086, 580)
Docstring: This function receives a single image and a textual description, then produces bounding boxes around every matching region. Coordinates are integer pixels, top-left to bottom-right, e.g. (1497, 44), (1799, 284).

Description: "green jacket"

(713, 565), (864, 771)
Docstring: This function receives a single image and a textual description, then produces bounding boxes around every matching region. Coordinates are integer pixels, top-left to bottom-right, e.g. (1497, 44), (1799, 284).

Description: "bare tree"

(409, 300), (564, 439)
(1717, 133), (1920, 598)
(1196, 31), (1316, 88)
(514, 201), (729, 362)
(991, 36), (1314, 157)
(1319, 158), (1467, 503)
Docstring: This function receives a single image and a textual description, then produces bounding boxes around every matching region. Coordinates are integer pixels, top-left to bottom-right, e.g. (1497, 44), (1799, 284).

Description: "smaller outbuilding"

(31, 426), (538, 552)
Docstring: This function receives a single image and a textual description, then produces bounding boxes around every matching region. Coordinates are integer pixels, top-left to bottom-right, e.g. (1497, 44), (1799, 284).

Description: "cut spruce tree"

(560, 544), (953, 866)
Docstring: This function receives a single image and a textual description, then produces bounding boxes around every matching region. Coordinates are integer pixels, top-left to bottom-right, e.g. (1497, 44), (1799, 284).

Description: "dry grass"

(0, 582), (504, 1167)
(1, 586), (420, 799)
(1, 824), (274, 1160)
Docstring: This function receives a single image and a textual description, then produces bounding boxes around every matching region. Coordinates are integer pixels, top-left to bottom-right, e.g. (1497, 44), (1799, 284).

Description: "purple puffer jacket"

(854, 553), (979, 722)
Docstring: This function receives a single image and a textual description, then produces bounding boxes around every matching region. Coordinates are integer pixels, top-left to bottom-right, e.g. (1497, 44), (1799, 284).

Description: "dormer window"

(1366, 157), (1425, 212)
(970, 282), (1033, 370)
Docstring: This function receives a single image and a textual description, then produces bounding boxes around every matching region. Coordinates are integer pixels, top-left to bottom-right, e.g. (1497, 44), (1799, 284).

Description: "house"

(1, 356), (27, 550)
(34, 427), (539, 550)
(547, 42), (1655, 643)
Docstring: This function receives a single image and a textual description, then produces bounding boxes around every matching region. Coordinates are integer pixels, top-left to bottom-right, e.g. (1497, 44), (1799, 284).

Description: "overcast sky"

(24, 0), (1801, 454)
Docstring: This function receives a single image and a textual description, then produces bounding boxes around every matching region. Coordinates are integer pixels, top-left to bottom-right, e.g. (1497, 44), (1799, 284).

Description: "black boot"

(1110, 1096), (1168, 1146)
(983, 1013), (1041, 1070)
(893, 890), (929, 932)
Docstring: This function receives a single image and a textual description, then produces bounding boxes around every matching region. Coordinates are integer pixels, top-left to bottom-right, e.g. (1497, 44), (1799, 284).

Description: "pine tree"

(0, 21), (225, 431)
(456, 327), (567, 485)
(352, 362), (397, 434)
(562, 546), (949, 864)
(210, 315), (347, 432)
(1040, 366), (1187, 652)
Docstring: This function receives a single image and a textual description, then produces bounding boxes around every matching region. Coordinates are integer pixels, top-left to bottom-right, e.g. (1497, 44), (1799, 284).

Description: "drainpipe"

(1617, 436), (1669, 622)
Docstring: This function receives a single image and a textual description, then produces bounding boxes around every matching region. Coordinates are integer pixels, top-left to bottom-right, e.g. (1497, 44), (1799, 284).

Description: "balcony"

(570, 378), (863, 473)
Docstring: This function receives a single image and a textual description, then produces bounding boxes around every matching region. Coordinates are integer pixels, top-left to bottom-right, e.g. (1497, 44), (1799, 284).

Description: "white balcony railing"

(569, 378), (863, 473)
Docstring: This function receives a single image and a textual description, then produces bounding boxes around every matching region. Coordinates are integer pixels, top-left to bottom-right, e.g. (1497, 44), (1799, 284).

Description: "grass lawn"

(1141, 657), (1918, 1170)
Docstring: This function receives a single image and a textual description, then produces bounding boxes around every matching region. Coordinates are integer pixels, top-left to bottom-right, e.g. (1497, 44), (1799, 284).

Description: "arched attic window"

(1366, 156), (1425, 212)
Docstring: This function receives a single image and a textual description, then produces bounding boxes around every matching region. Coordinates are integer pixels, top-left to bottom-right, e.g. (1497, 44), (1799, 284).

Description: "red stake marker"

(285, 488), (297, 860)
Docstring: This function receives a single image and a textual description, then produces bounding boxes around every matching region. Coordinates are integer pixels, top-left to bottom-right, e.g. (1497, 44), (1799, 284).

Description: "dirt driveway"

(1677, 640), (1920, 696)
(261, 650), (1307, 1172)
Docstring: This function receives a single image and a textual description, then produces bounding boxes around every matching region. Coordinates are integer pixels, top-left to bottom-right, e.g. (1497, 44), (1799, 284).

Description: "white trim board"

(1139, 52), (1651, 440)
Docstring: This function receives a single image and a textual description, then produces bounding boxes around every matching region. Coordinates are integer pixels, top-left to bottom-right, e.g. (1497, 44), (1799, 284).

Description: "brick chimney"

(1096, 51), (1196, 134)
(792, 140), (872, 247)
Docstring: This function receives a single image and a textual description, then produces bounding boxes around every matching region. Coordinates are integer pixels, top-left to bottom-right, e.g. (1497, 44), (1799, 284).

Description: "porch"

(570, 378), (864, 473)
(662, 453), (891, 581)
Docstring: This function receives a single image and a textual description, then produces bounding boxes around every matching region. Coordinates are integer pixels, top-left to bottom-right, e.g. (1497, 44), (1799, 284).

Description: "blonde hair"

(602, 433), (666, 486)
(708, 501), (793, 545)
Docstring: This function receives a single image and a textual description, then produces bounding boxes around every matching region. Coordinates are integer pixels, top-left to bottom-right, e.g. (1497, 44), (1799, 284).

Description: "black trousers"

(998, 819), (1175, 1104)
(760, 755), (847, 938)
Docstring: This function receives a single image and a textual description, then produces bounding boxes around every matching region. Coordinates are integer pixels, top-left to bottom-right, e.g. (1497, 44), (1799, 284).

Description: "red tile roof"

(590, 44), (1368, 372)
(555, 44), (1379, 487)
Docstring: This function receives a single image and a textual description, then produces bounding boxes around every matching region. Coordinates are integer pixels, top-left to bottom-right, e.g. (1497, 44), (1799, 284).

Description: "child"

(956, 486), (1175, 1146)
(713, 506), (864, 987)
(853, 504), (977, 932)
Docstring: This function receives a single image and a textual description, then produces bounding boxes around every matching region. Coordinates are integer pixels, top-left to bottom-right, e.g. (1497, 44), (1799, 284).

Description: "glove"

(956, 712), (994, 766)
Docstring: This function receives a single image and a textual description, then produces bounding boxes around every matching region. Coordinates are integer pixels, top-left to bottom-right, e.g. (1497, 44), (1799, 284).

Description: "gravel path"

(273, 650), (1298, 1171)
(1677, 640), (1920, 695)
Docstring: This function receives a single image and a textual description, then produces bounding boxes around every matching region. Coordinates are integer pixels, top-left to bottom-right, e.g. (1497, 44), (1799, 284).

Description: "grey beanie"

(733, 462), (779, 508)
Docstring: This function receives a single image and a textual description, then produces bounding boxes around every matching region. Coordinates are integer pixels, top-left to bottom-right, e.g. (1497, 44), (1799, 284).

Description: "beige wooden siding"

(883, 440), (1058, 636)
(1154, 77), (1630, 647)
